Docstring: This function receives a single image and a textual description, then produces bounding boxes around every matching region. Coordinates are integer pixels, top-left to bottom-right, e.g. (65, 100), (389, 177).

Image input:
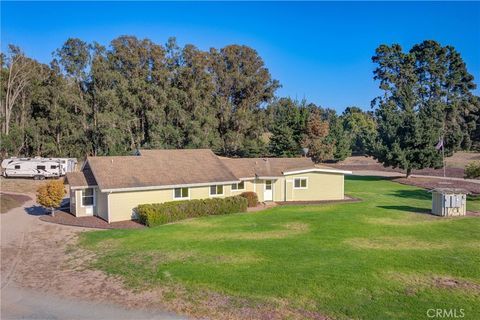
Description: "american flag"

(435, 137), (444, 150)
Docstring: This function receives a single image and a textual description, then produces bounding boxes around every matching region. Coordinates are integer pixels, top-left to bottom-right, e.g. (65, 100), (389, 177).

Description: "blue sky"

(1, 1), (479, 112)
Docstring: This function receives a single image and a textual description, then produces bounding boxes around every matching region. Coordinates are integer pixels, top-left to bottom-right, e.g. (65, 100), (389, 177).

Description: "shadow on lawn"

(346, 175), (384, 182)
(378, 205), (431, 215)
(389, 189), (431, 201)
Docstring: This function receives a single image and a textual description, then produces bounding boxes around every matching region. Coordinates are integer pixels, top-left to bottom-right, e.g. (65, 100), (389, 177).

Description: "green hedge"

(136, 195), (248, 227)
(239, 191), (258, 207)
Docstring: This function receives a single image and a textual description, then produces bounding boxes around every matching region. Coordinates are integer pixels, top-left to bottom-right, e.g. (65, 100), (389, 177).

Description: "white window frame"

(293, 177), (308, 190)
(81, 188), (95, 207)
(173, 187), (190, 200)
(209, 185), (224, 196)
(231, 181), (245, 192)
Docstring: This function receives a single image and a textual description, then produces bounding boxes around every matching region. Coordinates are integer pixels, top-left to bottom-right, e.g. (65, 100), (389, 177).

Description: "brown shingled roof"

(220, 157), (318, 178)
(88, 149), (239, 191)
(66, 167), (97, 188)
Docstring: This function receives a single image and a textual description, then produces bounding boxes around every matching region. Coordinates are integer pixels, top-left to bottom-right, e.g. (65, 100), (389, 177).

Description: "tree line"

(1, 37), (478, 175)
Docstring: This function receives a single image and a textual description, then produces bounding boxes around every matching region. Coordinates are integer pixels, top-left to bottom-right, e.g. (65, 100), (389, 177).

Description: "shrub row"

(136, 195), (248, 227)
(239, 191), (258, 207)
(465, 161), (480, 179)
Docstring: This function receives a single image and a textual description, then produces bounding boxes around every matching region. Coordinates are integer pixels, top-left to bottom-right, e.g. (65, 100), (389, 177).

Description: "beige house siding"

(96, 191), (109, 221)
(254, 178), (284, 202)
(71, 170), (346, 223)
(73, 188), (99, 217)
(107, 183), (237, 223)
(284, 172), (344, 201)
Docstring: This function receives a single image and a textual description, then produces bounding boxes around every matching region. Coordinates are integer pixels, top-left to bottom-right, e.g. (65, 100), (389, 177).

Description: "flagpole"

(442, 119), (446, 179)
(442, 133), (446, 178)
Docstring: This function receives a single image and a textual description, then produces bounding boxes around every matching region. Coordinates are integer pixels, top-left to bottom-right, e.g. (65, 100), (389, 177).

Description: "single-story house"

(66, 149), (351, 223)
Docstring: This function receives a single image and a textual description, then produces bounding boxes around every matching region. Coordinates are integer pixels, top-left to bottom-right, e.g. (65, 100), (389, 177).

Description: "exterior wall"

(99, 172), (346, 222)
(73, 188), (99, 217)
(96, 191), (109, 221)
(432, 192), (444, 216)
(431, 192), (466, 217)
(107, 183), (242, 223)
(284, 172), (344, 201)
(69, 190), (76, 215)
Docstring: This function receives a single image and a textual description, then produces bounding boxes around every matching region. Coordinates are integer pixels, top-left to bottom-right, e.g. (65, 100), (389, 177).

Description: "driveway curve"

(1, 197), (186, 320)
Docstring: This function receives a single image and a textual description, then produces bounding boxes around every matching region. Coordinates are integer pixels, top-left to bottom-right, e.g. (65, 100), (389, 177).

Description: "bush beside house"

(465, 161), (480, 179)
(240, 192), (259, 207)
(136, 196), (248, 227)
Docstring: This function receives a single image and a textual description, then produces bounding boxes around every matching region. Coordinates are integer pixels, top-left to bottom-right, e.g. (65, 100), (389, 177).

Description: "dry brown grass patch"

(345, 237), (449, 250)
(365, 217), (436, 226)
(385, 272), (480, 295)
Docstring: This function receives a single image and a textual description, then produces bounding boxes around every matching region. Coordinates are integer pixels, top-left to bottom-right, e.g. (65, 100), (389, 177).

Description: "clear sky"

(1, 1), (479, 112)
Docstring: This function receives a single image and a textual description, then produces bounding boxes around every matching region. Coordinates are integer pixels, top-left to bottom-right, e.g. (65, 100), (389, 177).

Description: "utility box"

(431, 188), (467, 217)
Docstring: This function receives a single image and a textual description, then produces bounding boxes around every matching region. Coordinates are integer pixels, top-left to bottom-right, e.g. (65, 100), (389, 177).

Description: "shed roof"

(431, 188), (470, 194)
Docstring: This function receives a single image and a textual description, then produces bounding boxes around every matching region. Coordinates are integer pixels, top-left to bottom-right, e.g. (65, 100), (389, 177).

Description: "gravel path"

(0, 197), (186, 320)
(352, 170), (480, 184)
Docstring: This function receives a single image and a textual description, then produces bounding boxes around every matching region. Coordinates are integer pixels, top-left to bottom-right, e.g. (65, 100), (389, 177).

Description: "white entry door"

(264, 180), (273, 201)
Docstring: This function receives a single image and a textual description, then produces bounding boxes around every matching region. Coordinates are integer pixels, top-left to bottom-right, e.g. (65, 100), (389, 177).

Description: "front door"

(264, 180), (273, 201)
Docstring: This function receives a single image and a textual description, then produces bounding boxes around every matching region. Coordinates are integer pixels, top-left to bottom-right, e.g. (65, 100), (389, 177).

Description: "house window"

(210, 185), (224, 196)
(37, 165), (46, 170)
(14, 165), (20, 169)
(294, 178), (308, 189)
(231, 181), (245, 191)
(82, 188), (94, 206)
(174, 187), (189, 199)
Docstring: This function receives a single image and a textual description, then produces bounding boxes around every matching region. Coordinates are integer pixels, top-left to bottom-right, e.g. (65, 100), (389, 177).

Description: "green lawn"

(80, 176), (480, 319)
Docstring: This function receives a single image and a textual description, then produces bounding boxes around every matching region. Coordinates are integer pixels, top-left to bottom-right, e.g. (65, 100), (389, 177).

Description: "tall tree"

(1, 46), (36, 136)
(209, 45), (279, 156)
(302, 109), (335, 162)
(371, 41), (478, 177)
(342, 106), (377, 154)
(267, 98), (309, 157)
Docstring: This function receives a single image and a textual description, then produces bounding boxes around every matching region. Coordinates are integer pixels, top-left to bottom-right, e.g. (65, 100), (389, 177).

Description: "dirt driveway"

(0, 199), (185, 320)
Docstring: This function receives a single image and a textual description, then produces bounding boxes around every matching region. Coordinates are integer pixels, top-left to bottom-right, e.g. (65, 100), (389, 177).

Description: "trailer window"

(82, 188), (94, 206)
(14, 165), (20, 169)
(37, 165), (46, 170)
(50, 165), (58, 169)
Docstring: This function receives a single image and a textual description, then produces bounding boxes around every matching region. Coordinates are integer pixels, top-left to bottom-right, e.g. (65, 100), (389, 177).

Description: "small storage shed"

(431, 188), (468, 217)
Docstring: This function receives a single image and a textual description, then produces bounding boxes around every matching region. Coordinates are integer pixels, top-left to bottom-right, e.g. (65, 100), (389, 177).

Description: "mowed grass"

(80, 176), (480, 319)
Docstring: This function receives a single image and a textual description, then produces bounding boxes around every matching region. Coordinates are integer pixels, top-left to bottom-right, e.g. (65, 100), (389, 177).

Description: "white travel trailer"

(1, 157), (77, 179)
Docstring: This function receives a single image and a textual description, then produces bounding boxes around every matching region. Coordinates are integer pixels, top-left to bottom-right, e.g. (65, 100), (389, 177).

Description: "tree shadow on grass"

(377, 205), (431, 215)
(346, 175), (385, 182)
(24, 205), (48, 216)
(388, 189), (431, 201)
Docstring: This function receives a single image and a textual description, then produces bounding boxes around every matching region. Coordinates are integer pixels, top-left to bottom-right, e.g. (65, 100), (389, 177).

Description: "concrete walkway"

(1, 198), (186, 320)
(352, 170), (480, 184)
